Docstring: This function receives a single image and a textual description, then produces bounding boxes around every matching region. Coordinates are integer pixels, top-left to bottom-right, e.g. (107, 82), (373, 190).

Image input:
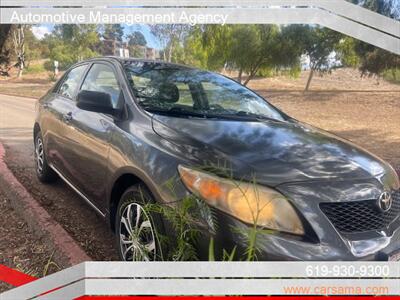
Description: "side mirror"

(77, 90), (116, 115)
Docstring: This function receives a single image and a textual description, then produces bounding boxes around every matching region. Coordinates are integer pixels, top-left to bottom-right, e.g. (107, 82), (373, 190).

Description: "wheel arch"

(108, 168), (161, 232)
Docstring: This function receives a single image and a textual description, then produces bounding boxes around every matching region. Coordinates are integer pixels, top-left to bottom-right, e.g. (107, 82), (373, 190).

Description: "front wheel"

(115, 185), (163, 261)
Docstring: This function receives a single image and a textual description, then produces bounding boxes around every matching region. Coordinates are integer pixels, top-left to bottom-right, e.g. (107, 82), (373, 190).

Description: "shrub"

(25, 63), (46, 74)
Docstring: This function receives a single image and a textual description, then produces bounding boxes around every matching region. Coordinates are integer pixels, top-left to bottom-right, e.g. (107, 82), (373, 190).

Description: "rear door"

(65, 62), (123, 211)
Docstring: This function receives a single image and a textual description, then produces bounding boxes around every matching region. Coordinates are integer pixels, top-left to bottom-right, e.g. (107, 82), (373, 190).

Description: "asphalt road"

(0, 94), (35, 153)
(0, 94), (118, 260)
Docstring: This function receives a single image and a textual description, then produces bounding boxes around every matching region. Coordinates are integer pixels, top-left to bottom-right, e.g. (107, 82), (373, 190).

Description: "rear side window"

(58, 65), (87, 99)
(81, 64), (121, 108)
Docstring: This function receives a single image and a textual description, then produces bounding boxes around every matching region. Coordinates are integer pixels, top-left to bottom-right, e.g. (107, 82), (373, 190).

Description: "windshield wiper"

(143, 106), (211, 119)
(215, 111), (279, 121)
(143, 106), (281, 122)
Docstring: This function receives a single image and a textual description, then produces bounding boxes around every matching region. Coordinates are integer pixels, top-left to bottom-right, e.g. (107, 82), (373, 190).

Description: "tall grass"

(383, 68), (400, 84)
(24, 64), (46, 74)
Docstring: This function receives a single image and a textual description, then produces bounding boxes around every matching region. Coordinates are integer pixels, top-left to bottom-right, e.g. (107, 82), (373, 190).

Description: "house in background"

(100, 39), (160, 59)
(128, 44), (160, 60)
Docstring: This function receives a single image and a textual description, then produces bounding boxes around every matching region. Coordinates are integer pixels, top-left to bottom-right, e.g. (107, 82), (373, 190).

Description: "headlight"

(178, 165), (304, 235)
(388, 164), (400, 190)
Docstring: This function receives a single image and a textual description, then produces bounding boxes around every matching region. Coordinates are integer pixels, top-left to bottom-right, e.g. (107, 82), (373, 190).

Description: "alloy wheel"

(119, 202), (156, 261)
(35, 137), (44, 173)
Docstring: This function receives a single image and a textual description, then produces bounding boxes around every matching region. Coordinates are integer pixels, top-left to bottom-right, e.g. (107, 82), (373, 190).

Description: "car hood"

(152, 115), (393, 186)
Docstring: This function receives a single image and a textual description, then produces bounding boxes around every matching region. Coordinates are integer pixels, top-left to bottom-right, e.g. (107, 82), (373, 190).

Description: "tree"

(285, 25), (341, 91)
(201, 25), (302, 85)
(179, 26), (209, 68)
(101, 24), (125, 55)
(149, 25), (190, 62)
(355, 42), (400, 77)
(103, 24), (124, 42)
(24, 27), (44, 67)
(126, 31), (148, 58)
(128, 45), (145, 58)
(48, 25), (100, 70)
(168, 38), (186, 64)
(0, 25), (12, 52)
(349, 0), (400, 78)
(304, 27), (341, 91)
(12, 25), (27, 78)
(335, 37), (360, 68)
(127, 31), (147, 46)
(228, 25), (261, 83)
(201, 25), (233, 71)
(0, 25), (13, 76)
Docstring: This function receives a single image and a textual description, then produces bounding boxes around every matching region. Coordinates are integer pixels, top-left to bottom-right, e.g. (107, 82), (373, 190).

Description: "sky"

(32, 24), (161, 49)
(123, 24), (161, 49)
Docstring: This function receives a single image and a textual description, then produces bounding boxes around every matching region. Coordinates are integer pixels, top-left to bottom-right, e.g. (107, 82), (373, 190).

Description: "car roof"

(80, 56), (195, 70)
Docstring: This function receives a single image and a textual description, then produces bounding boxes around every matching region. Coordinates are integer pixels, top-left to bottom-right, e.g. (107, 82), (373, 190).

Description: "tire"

(34, 131), (58, 183)
(115, 184), (164, 261)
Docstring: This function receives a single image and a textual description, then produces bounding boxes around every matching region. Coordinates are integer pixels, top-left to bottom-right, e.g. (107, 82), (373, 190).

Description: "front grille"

(320, 190), (400, 234)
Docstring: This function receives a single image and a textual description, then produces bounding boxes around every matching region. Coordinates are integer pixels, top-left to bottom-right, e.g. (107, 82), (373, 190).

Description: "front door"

(67, 62), (123, 211)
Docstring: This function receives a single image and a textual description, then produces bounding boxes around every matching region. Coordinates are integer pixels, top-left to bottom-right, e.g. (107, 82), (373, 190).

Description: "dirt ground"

(4, 144), (119, 262)
(0, 189), (63, 293)
(0, 75), (53, 99)
(0, 61), (57, 99)
(248, 68), (398, 91)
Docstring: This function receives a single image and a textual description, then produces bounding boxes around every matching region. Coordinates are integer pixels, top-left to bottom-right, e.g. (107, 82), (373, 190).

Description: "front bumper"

(213, 212), (400, 261)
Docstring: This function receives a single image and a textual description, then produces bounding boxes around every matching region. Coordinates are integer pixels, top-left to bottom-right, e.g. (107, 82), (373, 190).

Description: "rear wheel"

(34, 131), (58, 183)
(115, 185), (163, 261)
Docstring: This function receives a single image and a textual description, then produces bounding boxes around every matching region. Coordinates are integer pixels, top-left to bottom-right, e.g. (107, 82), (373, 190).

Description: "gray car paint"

(35, 57), (400, 260)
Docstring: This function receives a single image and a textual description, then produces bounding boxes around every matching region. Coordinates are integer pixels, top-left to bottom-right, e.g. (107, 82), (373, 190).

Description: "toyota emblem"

(378, 191), (393, 212)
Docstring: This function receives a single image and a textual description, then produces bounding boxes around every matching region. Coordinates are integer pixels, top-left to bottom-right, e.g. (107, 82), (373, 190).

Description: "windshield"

(124, 61), (284, 121)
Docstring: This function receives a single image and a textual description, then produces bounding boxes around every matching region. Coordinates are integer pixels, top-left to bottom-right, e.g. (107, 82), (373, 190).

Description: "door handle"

(63, 112), (73, 122)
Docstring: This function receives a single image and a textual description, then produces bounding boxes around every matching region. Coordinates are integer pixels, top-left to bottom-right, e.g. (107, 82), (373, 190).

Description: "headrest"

(157, 82), (180, 103)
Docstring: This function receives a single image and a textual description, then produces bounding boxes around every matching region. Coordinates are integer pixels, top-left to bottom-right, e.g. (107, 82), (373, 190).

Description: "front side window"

(58, 64), (87, 99)
(81, 63), (121, 108)
(124, 61), (284, 121)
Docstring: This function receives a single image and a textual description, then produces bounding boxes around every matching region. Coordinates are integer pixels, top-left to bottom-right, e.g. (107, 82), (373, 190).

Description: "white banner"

(1, 262), (400, 299)
(0, 1), (399, 54)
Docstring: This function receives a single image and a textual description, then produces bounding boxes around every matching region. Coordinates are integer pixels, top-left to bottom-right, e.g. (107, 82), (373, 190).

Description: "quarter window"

(58, 65), (87, 99)
(81, 64), (121, 108)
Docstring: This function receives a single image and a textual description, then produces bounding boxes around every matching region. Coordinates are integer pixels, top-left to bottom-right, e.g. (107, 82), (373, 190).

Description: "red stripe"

(74, 297), (400, 300)
(0, 264), (37, 287)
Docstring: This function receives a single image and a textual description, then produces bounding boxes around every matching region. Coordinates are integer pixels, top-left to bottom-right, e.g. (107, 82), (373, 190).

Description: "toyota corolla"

(34, 57), (400, 261)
